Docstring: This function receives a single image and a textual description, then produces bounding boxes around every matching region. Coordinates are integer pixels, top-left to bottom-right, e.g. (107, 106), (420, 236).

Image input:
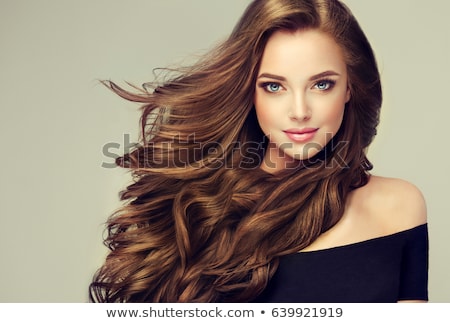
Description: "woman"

(90, 0), (428, 302)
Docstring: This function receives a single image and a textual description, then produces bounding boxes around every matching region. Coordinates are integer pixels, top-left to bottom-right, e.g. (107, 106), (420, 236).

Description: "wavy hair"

(90, 0), (381, 302)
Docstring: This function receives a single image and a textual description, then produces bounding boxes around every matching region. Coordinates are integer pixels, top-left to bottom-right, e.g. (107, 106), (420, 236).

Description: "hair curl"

(90, 0), (381, 302)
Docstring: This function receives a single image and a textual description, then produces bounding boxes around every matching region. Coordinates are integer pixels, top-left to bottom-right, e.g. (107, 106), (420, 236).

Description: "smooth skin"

(254, 29), (427, 302)
(254, 29), (350, 172)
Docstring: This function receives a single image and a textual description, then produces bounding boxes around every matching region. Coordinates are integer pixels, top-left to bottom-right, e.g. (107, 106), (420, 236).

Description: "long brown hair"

(90, 0), (381, 302)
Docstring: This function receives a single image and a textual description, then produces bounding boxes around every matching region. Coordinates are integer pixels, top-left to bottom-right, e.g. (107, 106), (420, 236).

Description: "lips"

(283, 128), (318, 142)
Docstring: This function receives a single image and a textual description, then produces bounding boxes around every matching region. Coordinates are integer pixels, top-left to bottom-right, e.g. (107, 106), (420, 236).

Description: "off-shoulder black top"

(254, 224), (429, 303)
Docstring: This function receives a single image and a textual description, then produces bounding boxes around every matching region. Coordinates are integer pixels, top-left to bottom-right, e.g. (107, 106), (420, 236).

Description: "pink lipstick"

(283, 128), (318, 142)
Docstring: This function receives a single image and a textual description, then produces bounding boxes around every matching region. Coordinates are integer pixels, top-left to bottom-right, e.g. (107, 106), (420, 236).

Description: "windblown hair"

(90, 0), (382, 302)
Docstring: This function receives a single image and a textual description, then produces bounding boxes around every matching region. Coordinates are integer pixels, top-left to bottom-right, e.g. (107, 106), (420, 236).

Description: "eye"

(260, 82), (282, 93)
(314, 79), (336, 91)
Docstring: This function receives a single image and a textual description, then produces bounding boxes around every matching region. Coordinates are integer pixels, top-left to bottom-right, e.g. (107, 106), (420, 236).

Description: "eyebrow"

(258, 70), (341, 82)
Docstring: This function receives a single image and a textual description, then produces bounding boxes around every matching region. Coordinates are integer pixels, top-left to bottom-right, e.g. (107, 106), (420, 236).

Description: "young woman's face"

(254, 29), (350, 173)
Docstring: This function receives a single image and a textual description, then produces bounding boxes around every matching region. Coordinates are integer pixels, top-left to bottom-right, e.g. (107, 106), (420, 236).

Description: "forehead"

(259, 29), (347, 76)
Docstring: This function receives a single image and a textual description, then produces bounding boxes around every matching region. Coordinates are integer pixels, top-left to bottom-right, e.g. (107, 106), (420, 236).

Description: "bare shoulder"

(301, 175), (427, 252)
(349, 175), (427, 234)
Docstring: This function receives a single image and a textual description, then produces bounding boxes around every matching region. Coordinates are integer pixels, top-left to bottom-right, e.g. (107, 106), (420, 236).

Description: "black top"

(254, 224), (429, 303)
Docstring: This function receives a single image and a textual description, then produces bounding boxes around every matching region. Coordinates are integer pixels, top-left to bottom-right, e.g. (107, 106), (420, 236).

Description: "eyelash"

(259, 82), (283, 93)
(314, 79), (336, 91)
(258, 79), (337, 93)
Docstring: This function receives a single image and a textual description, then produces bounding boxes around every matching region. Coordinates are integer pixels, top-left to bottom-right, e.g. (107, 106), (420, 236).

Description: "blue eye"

(314, 80), (335, 91)
(260, 82), (282, 93)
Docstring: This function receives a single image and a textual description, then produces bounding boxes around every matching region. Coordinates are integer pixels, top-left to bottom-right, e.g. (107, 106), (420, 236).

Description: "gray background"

(0, 0), (448, 302)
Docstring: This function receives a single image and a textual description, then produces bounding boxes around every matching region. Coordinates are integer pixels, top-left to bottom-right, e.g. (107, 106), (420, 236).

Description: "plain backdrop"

(0, 0), (448, 302)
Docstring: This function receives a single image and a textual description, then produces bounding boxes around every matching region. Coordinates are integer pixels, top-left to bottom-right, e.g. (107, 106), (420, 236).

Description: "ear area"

(345, 87), (351, 103)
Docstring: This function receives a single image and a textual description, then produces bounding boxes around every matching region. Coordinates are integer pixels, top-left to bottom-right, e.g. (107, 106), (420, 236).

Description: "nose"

(289, 92), (311, 121)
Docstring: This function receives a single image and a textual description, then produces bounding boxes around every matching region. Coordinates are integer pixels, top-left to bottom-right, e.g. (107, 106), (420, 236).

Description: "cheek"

(255, 106), (270, 127)
(254, 95), (274, 132)
(318, 94), (346, 127)
(328, 104), (345, 126)
(323, 110), (345, 139)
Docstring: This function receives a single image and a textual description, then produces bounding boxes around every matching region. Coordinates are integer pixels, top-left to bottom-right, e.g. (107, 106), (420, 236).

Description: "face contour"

(254, 29), (351, 173)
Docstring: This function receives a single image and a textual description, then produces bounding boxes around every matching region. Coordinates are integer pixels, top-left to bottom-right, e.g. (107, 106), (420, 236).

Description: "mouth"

(283, 128), (319, 142)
